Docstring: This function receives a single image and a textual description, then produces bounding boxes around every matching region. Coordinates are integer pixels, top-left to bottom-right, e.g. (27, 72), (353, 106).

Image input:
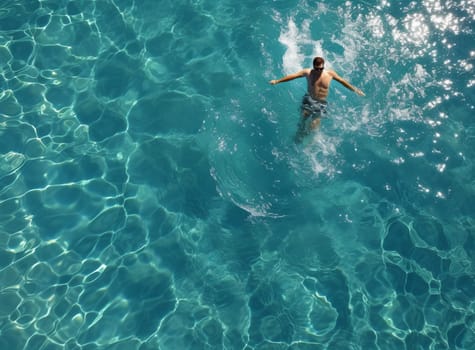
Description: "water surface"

(0, 1), (474, 349)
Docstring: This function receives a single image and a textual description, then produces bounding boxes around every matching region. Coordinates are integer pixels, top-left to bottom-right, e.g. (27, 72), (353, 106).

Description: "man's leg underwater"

(310, 117), (321, 130)
(294, 112), (321, 143)
(294, 116), (308, 143)
(294, 95), (325, 143)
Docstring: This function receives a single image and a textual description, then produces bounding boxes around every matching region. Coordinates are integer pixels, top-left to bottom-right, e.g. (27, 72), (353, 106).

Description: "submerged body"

(295, 94), (328, 143)
(269, 57), (364, 142)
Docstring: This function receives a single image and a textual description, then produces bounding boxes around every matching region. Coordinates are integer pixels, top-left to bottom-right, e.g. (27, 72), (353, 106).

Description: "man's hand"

(354, 88), (365, 96)
(269, 80), (278, 85)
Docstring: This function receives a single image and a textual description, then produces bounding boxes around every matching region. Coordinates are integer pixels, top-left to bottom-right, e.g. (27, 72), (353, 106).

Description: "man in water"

(269, 56), (365, 142)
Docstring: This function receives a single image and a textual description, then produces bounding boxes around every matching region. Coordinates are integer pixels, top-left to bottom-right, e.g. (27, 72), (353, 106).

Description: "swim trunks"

(294, 94), (328, 143)
(300, 93), (327, 119)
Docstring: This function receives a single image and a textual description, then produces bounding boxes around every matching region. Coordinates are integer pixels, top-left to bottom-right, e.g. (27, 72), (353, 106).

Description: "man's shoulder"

(325, 70), (343, 81)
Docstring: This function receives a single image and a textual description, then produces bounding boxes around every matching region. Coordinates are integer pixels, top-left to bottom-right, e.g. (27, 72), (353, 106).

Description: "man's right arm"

(269, 70), (307, 85)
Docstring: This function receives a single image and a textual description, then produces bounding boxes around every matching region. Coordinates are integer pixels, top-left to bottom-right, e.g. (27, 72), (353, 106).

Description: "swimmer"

(269, 57), (365, 142)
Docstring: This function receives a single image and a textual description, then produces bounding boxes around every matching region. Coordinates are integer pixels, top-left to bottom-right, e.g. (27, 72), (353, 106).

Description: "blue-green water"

(0, 0), (474, 349)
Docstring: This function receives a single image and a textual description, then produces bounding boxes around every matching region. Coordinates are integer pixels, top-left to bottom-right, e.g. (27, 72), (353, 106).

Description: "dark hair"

(313, 57), (325, 67)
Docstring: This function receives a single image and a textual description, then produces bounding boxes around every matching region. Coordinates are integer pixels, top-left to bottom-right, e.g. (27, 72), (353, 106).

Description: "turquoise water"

(0, 0), (474, 349)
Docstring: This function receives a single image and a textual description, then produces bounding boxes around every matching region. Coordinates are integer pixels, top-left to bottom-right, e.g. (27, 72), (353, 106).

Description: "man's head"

(313, 57), (325, 70)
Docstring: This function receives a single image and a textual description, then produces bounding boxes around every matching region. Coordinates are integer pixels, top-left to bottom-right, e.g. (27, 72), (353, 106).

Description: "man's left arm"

(329, 71), (365, 96)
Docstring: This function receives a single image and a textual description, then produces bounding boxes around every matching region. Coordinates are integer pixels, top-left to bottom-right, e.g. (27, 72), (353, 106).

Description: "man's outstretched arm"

(329, 71), (365, 96)
(269, 70), (307, 85)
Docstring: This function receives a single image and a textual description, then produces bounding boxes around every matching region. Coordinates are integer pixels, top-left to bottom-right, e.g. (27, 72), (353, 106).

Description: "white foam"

(278, 18), (323, 74)
(297, 132), (341, 178)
